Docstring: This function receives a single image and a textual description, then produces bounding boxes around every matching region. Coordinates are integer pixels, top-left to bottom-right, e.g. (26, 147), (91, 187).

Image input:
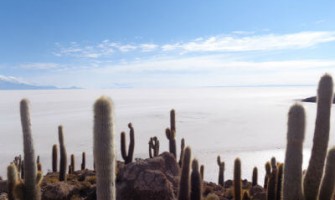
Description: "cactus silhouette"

(267, 169), (277, 200)
(20, 99), (41, 200)
(252, 167), (258, 186)
(178, 146), (191, 200)
(149, 136), (160, 158)
(166, 109), (177, 158)
(58, 125), (67, 181)
(304, 74), (333, 200)
(52, 144), (57, 172)
(70, 154), (75, 173)
(264, 161), (271, 189)
(283, 104), (305, 200)
(318, 147), (335, 200)
(179, 138), (185, 167)
(121, 123), (135, 164)
(271, 157), (277, 171)
(191, 159), (202, 200)
(234, 158), (242, 200)
(200, 165), (204, 180)
(217, 155), (225, 187)
(275, 163), (283, 200)
(94, 96), (116, 200)
(81, 152), (86, 170)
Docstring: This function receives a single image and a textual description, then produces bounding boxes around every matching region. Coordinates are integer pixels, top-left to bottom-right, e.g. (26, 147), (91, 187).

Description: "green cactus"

(94, 96), (116, 200)
(178, 146), (191, 200)
(234, 158), (242, 200)
(191, 159), (202, 200)
(283, 104), (305, 200)
(121, 123), (135, 164)
(217, 155), (225, 187)
(166, 109), (177, 158)
(58, 125), (67, 181)
(20, 99), (41, 200)
(81, 152), (86, 170)
(318, 147), (335, 200)
(179, 138), (185, 167)
(149, 136), (160, 158)
(275, 163), (283, 200)
(52, 144), (57, 172)
(7, 164), (18, 200)
(252, 167), (258, 186)
(304, 74), (333, 200)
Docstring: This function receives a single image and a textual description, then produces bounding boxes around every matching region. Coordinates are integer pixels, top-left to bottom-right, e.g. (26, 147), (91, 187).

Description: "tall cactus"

(264, 161), (271, 189)
(217, 155), (225, 187)
(178, 146), (191, 200)
(267, 169), (277, 200)
(7, 164), (18, 200)
(304, 74), (333, 200)
(252, 167), (258, 186)
(275, 163), (283, 200)
(52, 144), (57, 172)
(318, 147), (335, 200)
(121, 123), (135, 164)
(20, 99), (40, 200)
(58, 125), (67, 181)
(70, 154), (75, 173)
(94, 96), (116, 200)
(234, 158), (242, 200)
(191, 159), (202, 200)
(166, 109), (177, 158)
(81, 152), (86, 170)
(283, 104), (305, 200)
(179, 138), (185, 167)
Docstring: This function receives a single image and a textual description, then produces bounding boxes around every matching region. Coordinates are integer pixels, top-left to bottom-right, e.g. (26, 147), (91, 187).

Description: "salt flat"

(0, 87), (334, 182)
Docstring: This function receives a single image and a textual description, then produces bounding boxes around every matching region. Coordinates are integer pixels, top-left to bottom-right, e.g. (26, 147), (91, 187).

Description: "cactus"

(276, 163), (283, 200)
(7, 164), (19, 200)
(70, 154), (75, 173)
(271, 157), (277, 171)
(179, 138), (185, 167)
(283, 104), (305, 200)
(37, 163), (42, 172)
(149, 136), (160, 158)
(58, 125), (67, 181)
(81, 152), (86, 170)
(217, 155), (225, 187)
(252, 167), (258, 186)
(191, 159), (202, 200)
(266, 169), (277, 200)
(242, 191), (250, 200)
(94, 96), (116, 200)
(200, 165), (204, 180)
(304, 74), (333, 200)
(52, 144), (57, 172)
(264, 161), (271, 189)
(20, 99), (41, 200)
(234, 158), (242, 200)
(178, 146), (191, 200)
(121, 123), (135, 164)
(318, 147), (335, 200)
(166, 109), (177, 158)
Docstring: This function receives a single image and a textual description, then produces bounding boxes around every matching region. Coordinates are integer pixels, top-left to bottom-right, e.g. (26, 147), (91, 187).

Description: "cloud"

(19, 62), (61, 70)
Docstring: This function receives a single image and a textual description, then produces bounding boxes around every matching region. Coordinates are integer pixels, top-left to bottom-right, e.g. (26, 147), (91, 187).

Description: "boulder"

(116, 152), (179, 200)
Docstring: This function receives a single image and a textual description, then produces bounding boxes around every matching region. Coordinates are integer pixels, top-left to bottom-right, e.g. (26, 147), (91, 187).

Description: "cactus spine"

(81, 152), (86, 170)
(191, 159), (202, 200)
(166, 109), (177, 158)
(304, 74), (333, 200)
(121, 123), (135, 164)
(94, 96), (116, 200)
(52, 144), (57, 172)
(20, 99), (40, 200)
(252, 167), (258, 186)
(283, 104), (305, 200)
(234, 158), (242, 200)
(217, 155), (225, 187)
(149, 136), (160, 158)
(318, 147), (335, 200)
(178, 146), (191, 200)
(58, 126), (67, 181)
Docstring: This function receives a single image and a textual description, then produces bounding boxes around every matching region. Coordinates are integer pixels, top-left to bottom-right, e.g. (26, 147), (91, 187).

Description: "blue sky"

(1, 1), (335, 88)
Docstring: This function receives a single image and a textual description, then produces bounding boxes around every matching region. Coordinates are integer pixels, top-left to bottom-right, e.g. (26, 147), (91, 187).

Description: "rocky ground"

(0, 152), (267, 200)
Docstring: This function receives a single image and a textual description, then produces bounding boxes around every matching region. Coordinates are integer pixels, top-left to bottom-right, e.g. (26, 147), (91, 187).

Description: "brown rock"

(116, 152), (179, 200)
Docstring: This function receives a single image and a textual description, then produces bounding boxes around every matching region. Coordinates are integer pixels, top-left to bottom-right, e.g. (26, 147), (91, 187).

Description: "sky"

(1, 0), (335, 88)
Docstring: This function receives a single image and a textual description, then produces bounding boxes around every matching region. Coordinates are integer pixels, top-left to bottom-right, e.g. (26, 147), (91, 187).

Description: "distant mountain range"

(0, 76), (79, 90)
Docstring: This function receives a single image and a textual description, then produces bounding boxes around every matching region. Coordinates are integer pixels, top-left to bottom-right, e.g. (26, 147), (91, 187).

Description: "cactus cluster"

(121, 123), (135, 164)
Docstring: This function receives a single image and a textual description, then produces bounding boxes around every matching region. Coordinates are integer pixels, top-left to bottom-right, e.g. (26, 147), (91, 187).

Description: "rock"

(116, 152), (179, 200)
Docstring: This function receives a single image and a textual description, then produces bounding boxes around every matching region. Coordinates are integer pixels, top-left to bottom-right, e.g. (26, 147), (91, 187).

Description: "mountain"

(0, 76), (58, 90)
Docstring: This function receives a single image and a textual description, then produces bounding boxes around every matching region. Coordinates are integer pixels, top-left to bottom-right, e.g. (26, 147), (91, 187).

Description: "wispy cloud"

(19, 62), (61, 70)
(54, 31), (335, 59)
